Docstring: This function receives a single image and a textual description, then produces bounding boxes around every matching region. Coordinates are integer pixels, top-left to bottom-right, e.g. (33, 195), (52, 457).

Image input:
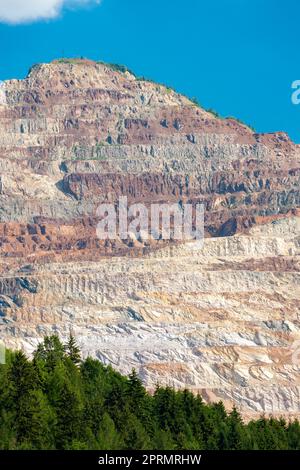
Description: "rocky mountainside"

(0, 59), (299, 418)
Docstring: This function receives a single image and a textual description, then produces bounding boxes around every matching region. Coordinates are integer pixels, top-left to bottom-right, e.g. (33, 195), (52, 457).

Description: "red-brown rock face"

(0, 59), (299, 259)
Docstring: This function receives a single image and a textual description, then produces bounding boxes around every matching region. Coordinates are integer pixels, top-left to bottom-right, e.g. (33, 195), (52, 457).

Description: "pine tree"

(181, 389), (205, 448)
(123, 413), (151, 450)
(1, 336), (300, 450)
(34, 335), (65, 371)
(0, 410), (16, 450)
(227, 406), (245, 450)
(6, 351), (45, 446)
(16, 389), (55, 450)
(105, 380), (131, 434)
(152, 428), (176, 450)
(127, 369), (153, 434)
(65, 334), (81, 366)
(287, 419), (300, 450)
(128, 369), (146, 405)
(54, 382), (83, 449)
(97, 413), (123, 450)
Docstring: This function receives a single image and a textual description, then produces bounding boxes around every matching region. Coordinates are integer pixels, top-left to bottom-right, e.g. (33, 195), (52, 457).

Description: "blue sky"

(0, 0), (300, 142)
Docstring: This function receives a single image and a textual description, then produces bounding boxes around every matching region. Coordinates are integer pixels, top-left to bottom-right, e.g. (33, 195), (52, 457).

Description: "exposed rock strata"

(0, 60), (299, 418)
(0, 218), (299, 419)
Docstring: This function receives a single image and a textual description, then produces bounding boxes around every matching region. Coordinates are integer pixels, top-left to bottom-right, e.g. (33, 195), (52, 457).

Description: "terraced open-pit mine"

(0, 59), (299, 419)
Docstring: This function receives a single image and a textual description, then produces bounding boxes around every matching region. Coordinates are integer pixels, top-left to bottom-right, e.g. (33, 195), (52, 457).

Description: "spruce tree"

(6, 352), (43, 446)
(65, 334), (81, 366)
(34, 335), (65, 371)
(227, 406), (245, 450)
(54, 382), (83, 449)
(1, 336), (300, 450)
(97, 413), (123, 450)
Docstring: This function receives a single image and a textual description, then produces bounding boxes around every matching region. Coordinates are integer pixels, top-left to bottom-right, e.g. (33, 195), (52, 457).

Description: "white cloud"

(0, 0), (101, 24)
